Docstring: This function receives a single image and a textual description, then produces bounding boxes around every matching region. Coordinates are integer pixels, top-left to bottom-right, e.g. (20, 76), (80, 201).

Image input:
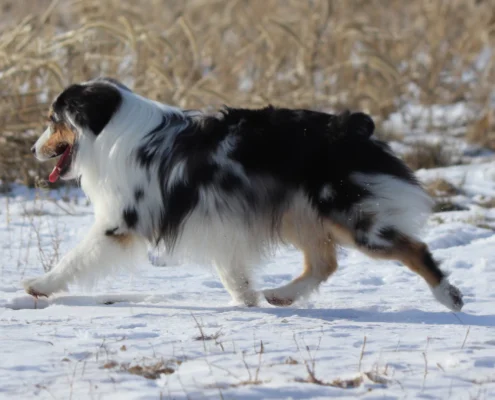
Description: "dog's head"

(32, 78), (127, 182)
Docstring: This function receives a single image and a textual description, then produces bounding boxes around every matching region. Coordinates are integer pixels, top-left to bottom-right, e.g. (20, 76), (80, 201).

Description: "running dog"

(24, 77), (464, 311)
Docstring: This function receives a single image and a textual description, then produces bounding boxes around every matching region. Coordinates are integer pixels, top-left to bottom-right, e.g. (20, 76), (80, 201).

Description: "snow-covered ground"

(2, 159), (495, 399)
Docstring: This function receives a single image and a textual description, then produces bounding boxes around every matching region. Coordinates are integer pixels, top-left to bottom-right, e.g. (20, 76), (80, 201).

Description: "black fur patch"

(347, 213), (375, 248)
(379, 227), (401, 242)
(134, 188), (144, 202)
(105, 227), (119, 236)
(131, 105), (419, 247)
(123, 208), (138, 229)
(218, 171), (243, 192)
(52, 81), (122, 135)
(346, 112), (375, 138)
(136, 115), (172, 169)
(377, 227), (414, 248)
(421, 248), (445, 282)
(159, 183), (199, 248)
(355, 214), (375, 233)
(96, 77), (133, 92)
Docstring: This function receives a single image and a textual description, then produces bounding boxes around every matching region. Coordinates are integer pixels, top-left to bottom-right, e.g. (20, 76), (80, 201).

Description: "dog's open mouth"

(48, 144), (73, 183)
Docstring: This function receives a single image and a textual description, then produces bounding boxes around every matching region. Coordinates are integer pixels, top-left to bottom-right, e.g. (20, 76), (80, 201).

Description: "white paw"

(263, 277), (320, 307)
(431, 279), (464, 312)
(232, 290), (259, 307)
(23, 276), (68, 298)
(263, 288), (295, 306)
(147, 249), (177, 267)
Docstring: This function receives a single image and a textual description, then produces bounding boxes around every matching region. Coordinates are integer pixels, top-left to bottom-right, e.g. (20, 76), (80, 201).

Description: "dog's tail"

(333, 111), (375, 139)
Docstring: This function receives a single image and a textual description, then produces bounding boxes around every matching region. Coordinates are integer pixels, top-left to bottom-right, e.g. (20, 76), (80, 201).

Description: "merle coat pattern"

(25, 78), (463, 311)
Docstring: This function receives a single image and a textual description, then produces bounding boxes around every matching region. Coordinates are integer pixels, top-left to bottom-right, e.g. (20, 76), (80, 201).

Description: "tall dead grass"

(0, 0), (494, 185)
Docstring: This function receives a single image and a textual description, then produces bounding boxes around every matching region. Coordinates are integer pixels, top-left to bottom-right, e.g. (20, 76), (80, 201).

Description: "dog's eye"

(48, 114), (57, 123)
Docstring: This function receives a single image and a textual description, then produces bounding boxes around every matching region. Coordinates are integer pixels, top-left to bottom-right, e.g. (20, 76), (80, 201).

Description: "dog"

(24, 77), (464, 311)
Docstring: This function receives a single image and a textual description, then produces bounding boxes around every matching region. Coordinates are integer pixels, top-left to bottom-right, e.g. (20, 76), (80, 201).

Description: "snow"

(2, 163), (495, 399)
(382, 103), (475, 134)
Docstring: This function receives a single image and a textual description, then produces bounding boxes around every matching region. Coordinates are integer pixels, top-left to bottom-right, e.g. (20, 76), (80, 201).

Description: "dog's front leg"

(23, 222), (146, 297)
(214, 257), (259, 307)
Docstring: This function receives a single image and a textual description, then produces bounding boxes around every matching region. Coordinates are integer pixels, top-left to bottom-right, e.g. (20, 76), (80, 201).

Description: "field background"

(0, 0), (494, 186)
(1, 1), (495, 399)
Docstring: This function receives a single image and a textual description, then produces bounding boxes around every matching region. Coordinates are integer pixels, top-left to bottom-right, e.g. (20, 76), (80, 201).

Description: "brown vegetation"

(467, 109), (495, 150)
(425, 178), (460, 198)
(0, 0), (494, 185)
(103, 359), (176, 380)
(402, 142), (455, 171)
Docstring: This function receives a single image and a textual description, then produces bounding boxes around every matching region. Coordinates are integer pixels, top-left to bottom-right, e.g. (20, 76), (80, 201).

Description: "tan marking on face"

(111, 233), (134, 247)
(39, 121), (76, 158)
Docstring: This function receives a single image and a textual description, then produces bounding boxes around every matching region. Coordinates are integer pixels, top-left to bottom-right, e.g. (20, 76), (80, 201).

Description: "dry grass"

(425, 178), (460, 198)
(296, 373), (364, 389)
(284, 356), (299, 365)
(467, 109), (495, 150)
(0, 0), (494, 185)
(475, 196), (495, 209)
(402, 142), (455, 171)
(432, 200), (468, 213)
(103, 359), (177, 380)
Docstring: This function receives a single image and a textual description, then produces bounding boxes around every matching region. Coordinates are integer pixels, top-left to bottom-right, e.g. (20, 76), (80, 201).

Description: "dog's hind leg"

(361, 238), (464, 312)
(328, 221), (464, 312)
(23, 222), (147, 297)
(263, 237), (338, 307)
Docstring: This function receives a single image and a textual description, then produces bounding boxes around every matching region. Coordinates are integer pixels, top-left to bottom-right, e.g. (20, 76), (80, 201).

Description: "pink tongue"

(49, 146), (71, 183)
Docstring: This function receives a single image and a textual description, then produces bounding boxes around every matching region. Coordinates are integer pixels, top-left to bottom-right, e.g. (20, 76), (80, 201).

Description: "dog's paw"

(431, 279), (464, 312)
(148, 252), (169, 267)
(265, 296), (294, 307)
(232, 290), (259, 307)
(263, 289), (295, 307)
(147, 248), (178, 267)
(23, 276), (68, 298)
(263, 278), (320, 307)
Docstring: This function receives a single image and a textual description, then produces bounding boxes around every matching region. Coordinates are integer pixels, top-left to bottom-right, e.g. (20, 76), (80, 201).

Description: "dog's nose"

(31, 145), (36, 154)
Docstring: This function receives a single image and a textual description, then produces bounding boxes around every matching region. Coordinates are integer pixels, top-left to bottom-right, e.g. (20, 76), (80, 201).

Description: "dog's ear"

(53, 82), (122, 135)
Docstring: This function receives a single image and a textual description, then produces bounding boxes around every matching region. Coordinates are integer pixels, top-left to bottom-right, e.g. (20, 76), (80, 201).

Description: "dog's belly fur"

(24, 78), (464, 312)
